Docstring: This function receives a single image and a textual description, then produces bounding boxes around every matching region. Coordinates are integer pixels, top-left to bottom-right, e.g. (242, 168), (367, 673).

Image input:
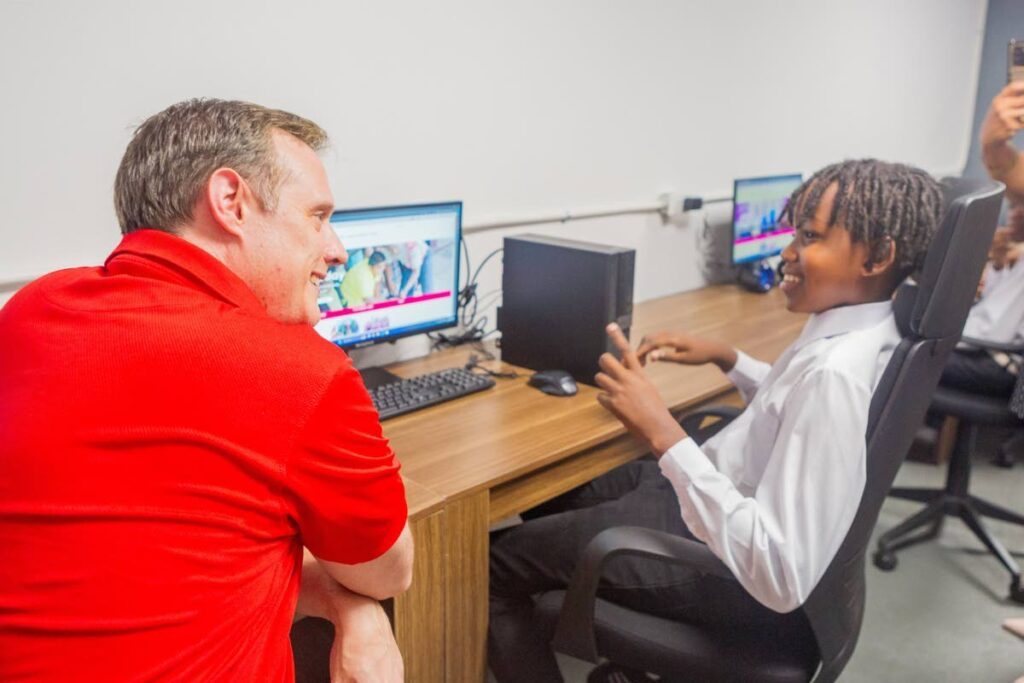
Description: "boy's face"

(779, 183), (876, 314)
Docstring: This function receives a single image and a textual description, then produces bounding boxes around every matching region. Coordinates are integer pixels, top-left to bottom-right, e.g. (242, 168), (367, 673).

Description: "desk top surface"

(385, 285), (806, 517)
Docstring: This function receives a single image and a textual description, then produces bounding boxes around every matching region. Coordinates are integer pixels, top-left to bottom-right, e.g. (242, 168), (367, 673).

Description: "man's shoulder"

(1, 267), (102, 313)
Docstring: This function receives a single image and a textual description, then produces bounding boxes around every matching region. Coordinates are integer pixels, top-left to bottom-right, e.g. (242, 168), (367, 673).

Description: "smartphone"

(1009, 39), (1024, 84)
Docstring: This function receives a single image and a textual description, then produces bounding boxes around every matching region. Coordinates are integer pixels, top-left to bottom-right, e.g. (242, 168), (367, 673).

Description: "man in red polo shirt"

(0, 99), (412, 681)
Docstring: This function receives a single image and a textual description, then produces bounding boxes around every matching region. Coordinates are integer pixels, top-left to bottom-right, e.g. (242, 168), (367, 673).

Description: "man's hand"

(635, 330), (738, 372)
(328, 593), (404, 683)
(295, 549), (406, 683)
(595, 323), (687, 456)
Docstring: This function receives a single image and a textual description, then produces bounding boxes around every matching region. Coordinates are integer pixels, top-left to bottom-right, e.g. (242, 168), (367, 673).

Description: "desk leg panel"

(443, 491), (490, 683)
(395, 511), (446, 683)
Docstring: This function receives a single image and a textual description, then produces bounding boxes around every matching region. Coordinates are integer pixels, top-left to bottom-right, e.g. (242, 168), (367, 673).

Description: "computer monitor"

(731, 174), (803, 265)
(313, 201), (462, 350)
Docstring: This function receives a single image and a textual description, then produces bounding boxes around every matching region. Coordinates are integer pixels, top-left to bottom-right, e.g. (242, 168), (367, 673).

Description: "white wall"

(0, 0), (987, 362)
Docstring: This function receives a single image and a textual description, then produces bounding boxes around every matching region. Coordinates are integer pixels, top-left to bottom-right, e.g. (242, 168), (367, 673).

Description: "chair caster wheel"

(873, 550), (897, 571)
(1011, 579), (1024, 605)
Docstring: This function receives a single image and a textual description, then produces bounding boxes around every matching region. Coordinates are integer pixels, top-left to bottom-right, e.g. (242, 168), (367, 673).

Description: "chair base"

(874, 487), (1024, 604)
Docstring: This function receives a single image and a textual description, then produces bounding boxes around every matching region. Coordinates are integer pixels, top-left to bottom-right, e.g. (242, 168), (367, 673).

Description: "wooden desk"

(388, 285), (806, 682)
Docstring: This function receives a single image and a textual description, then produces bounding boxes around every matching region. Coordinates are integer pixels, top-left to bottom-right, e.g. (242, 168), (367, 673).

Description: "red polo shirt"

(0, 230), (407, 681)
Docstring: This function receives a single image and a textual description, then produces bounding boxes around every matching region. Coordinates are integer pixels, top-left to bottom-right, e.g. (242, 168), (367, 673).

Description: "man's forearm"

(294, 548), (406, 682)
(295, 548), (354, 623)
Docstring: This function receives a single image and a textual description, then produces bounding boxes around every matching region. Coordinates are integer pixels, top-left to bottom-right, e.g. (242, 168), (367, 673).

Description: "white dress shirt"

(962, 261), (1024, 346)
(658, 300), (899, 613)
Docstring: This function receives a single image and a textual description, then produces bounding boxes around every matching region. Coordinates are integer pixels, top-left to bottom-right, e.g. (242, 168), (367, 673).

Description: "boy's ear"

(862, 237), (897, 277)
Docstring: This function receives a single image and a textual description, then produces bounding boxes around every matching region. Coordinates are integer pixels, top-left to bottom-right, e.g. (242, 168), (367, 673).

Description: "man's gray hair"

(114, 98), (328, 234)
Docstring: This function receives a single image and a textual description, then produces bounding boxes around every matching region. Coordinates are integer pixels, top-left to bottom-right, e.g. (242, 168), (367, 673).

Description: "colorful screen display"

(731, 174), (802, 264)
(314, 202), (461, 348)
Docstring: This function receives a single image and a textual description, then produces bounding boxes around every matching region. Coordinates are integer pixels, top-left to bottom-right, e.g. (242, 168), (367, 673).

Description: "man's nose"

(324, 227), (347, 267)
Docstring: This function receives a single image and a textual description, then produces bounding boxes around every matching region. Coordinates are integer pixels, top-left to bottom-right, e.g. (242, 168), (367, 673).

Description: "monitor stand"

(358, 365), (403, 391)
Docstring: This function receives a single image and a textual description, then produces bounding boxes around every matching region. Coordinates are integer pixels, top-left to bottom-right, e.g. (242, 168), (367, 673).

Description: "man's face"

(242, 131), (345, 325)
(778, 183), (874, 314)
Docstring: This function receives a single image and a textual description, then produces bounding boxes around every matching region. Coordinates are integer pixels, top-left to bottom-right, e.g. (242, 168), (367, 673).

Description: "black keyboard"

(369, 367), (496, 420)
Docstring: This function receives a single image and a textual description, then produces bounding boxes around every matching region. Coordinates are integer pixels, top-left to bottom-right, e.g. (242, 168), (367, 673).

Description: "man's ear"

(862, 237), (897, 277)
(205, 168), (251, 238)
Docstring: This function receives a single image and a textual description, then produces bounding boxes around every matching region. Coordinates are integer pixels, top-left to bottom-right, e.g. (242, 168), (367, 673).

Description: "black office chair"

(873, 333), (1024, 604)
(533, 177), (1004, 683)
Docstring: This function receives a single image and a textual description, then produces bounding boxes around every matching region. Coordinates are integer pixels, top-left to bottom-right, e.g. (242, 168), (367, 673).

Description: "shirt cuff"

(658, 437), (718, 489)
(726, 350), (760, 385)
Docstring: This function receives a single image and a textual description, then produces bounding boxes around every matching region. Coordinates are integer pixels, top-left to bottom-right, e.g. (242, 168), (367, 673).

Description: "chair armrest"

(959, 335), (1024, 355)
(552, 525), (733, 662)
(678, 405), (743, 442)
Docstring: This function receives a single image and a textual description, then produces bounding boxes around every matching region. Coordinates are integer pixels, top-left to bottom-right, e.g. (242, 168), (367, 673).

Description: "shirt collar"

(104, 229), (265, 314)
(793, 299), (894, 351)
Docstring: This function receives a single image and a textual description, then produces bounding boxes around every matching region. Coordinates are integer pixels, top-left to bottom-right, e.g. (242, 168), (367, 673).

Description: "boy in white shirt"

(489, 160), (942, 683)
(943, 199), (1024, 398)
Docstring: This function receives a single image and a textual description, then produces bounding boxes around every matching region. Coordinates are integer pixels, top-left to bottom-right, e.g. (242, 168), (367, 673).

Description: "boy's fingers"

(606, 323), (640, 369)
(594, 372), (619, 392)
(653, 349), (690, 363)
(598, 352), (626, 378)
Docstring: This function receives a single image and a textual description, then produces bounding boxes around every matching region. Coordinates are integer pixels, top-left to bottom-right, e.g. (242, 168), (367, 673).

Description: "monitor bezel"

(730, 173), (803, 266)
(323, 200), (463, 350)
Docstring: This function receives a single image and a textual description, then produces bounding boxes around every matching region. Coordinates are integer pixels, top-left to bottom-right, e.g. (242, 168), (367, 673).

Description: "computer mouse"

(528, 370), (578, 397)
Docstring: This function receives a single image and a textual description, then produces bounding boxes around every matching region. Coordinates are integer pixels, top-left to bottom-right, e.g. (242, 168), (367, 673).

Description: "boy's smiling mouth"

(780, 270), (803, 293)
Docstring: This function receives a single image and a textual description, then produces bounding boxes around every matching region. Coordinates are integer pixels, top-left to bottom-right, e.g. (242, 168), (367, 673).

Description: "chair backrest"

(800, 178), (1004, 682)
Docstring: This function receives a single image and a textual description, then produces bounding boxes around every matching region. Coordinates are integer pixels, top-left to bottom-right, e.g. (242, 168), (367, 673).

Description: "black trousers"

(940, 348), (1015, 397)
(488, 459), (812, 683)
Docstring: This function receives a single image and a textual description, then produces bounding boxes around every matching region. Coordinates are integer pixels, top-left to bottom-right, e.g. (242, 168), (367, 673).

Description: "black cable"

(461, 237), (472, 291)
(464, 353), (519, 379)
(438, 244), (505, 348)
(470, 248), (503, 289)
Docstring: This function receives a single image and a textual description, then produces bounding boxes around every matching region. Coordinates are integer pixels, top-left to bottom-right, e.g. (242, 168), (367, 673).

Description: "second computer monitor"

(314, 201), (462, 349)
(731, 174), (803, 265)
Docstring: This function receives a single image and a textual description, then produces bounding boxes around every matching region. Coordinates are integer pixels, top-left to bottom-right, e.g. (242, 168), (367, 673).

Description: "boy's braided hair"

(781, 159), (942, 278)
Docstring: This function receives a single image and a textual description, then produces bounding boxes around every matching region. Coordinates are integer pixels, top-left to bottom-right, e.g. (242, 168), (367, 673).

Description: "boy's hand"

(635, 330), (738, 372)
(596, 323), (687, 456)
(982, 82), (1024, 148)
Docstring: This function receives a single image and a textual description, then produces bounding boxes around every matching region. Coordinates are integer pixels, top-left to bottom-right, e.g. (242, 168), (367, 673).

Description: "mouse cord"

(464, 353), (519, 379)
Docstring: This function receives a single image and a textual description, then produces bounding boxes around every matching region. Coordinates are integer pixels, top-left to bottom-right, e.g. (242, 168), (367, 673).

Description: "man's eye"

(802, 230), (818, 241)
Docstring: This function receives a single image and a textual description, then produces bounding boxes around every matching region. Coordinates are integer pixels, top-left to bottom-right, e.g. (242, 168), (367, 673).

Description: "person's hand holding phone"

(982, 81), (1024, 149)
(595, 323), (687, 456)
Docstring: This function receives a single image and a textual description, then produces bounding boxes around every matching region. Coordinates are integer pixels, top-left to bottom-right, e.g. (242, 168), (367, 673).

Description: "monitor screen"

(731, 174), (803, 265)
(314, 202), (462, 349)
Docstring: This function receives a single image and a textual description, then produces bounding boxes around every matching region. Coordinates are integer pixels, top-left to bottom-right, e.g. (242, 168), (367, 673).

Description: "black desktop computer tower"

(497, 234), (635, 386)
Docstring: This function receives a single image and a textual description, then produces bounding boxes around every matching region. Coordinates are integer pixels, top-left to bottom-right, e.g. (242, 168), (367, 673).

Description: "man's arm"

(316, 522), (414, 601)
(295, 548), (404, 683)
(981, 82), (1024, 196)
